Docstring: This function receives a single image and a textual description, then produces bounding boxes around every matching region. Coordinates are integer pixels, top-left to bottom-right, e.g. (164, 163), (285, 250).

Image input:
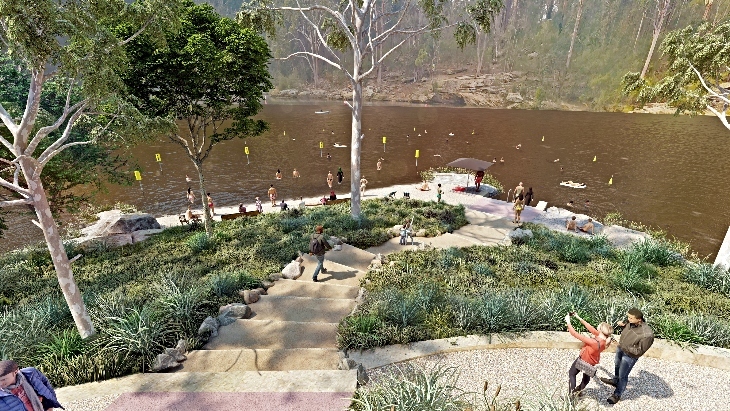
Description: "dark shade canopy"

(446, 158), (494, 171)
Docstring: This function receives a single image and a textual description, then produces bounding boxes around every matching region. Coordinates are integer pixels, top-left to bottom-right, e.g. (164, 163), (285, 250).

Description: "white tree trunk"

(19, 157), (95, 338)
(634, 7), (646, 51)
(350, 79), (363, 218)
(195, 163), (213, 235)
(641, 0), (671, 79)
(566, 0), (584, 69)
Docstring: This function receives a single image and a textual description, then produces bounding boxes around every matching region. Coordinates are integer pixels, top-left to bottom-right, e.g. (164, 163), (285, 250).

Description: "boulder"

(218, 303), (252, 325)
(198, 316), (220, 338)
(261, 280), (275, 289)
(415, 229), (426, 237)
(328, 236), (344, 246)
(175, 339), (188, 354)
(282, 256), (304, 280)
(506, 92), (523, 103)
(242, 289), (261, 304)
(151, 353), (180, 372)
(268, 273), (283, 282)
(279, 89), (299, 97)
(164, 347), (187, 362)
(81, 210), (161, 237)
(509, 228), (534, 245)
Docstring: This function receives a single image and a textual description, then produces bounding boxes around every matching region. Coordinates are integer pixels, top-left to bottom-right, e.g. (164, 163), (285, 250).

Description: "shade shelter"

(446, 158), (494, 190)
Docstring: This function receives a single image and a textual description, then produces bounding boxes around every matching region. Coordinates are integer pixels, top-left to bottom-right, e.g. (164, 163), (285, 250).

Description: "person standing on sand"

(514, 182), (524, 200)
(513, 194), (524, 223)
(337, 167), (344, 184)
(327, 171), (334, 188)
(475, 170), (484, 191)
(436, 184), (443, 203)
(255, 196), (263, 213)
(360, 177), (368, 194)
(268, 184), (277, 206)
(206, 193), (215, 215)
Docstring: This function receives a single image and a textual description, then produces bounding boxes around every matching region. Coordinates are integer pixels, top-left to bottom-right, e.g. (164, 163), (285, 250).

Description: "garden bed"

(0, 198), (467, 387)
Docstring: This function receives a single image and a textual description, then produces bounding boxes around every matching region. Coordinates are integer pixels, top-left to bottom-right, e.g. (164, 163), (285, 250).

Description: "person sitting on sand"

(329, 191), (337, 201)
(567, 200), (575, 208)
(579, 218), (595, 235)
(186, 205), (201, 221)
(566, 216), (578, 232)
(238, 203), (246, 213)
(419, 181), (431, 191)
(298, 197), (306, 210)
(279, 199), (288, 211)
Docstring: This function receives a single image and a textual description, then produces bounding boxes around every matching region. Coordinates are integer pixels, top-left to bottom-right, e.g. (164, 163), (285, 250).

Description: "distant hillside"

(199, 0), (729, 111)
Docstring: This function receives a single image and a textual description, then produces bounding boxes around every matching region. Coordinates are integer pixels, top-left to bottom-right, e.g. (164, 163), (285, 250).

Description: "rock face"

(282, 256), (305, 280)
(82, 210), (161, 237)
(506, 92), (523, 103)
(218, 303), (252, 326)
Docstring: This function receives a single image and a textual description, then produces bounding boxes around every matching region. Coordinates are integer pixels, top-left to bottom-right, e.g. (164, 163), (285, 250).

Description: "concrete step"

(98, 392), (354, 411)
(204, 319), (338, 350)
(56, 370), (357, 403)
(300, 255), (364, 287)
(266, 278), (360, 299)
(250, 295), (356, 323)
(323, 243), (376, 272)
(178, 348), (341, 372)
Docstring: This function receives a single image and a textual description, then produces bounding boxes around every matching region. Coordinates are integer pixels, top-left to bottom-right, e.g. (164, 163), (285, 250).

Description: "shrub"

(351, 365), (473, 411)
(683, 263), (730, 297)
(186, 232), (215, 253)
(208, 270), (261, 298)
(628, 239), (683, 267)
(683, 314), (730, 348)
(651, 314), (703, 346)
(337, 315), (387, 350)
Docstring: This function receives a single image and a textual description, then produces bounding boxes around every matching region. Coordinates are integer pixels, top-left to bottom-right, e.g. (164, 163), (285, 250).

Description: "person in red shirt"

(566, 313), (614, 396)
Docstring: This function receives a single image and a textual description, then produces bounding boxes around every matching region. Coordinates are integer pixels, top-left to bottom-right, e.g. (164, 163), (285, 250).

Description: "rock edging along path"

(348, 331), (730, 371)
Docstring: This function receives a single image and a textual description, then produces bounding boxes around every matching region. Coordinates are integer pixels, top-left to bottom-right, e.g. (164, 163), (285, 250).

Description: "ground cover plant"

(0, 198), (466, 387)
(339, 223), (730, 351)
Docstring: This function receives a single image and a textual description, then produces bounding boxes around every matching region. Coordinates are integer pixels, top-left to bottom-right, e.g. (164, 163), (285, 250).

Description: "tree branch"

(0, 102), (19, 152)
(279, 4), (357, 47)
(36, 102), (88, 166)
(16, 69), (44, 146)
(0, 198), (34, 208)
(39, 141), (94, 168)
(0, 175), (30, 197)
(293, 0), (342, 64)
(279, 52), (353, 81)
(117, 18), (153, 47)
(26, 97), (88, 157)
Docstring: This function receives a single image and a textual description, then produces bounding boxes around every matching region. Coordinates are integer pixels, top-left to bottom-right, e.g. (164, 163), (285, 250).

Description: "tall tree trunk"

(313, 57), (319, 88)
(19, 157), (95, 338)
(195, 163), (213, 235)
(641, 0), (671, 79)
(634, 7), (647, 51)
(566, 0), (584, 69)
(350, 79), (363, 217)
(703, 0), (713, 20)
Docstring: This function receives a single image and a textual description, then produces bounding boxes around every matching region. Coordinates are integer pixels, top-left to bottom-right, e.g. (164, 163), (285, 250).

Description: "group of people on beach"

(511, 182), (534, 224)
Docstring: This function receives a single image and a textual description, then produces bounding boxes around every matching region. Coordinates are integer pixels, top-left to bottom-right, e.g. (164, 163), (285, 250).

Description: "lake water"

(3, 101), (730, 257)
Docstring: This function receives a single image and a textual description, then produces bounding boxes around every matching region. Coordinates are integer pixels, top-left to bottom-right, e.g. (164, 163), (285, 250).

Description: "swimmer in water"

(492, 157), (497, 163)
(276, 169), (282, 180)
(554, 159), (560, 163)
(327, 152), (332, 160)
(516, 144), (522, 150)
(567, 200), (575, 208)
(500, 157), (505, 163)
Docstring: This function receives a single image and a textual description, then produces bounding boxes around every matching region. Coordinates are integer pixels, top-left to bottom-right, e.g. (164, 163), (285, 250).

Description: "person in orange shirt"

(566, 312), (614, 396)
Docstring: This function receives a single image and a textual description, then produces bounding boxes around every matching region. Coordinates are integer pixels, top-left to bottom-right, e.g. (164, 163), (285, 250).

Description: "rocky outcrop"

(282, 256), (305, 280)
(81, 210), (161, 237)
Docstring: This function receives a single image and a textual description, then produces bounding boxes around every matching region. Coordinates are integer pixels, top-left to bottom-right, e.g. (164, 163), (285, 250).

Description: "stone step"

(56, 370), (357, 403)
(266, 278), (360, 299)
(299, 255), (364, 287)
(451, 224), (509, 245)
(178, 348), (341, 372)
(323, 243), (376, 272)
(204, 319), (338, 350)
(250, 295), (356, 323)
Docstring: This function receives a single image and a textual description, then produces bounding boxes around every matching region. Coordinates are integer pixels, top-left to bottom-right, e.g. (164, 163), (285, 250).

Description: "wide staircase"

(57, 244), (375, 411)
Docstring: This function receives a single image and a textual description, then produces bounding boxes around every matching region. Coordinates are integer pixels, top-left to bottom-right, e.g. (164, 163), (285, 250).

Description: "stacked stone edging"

(348, 331), (730, 371)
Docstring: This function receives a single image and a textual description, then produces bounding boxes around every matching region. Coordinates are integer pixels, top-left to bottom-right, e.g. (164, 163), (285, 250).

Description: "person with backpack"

(0, 360), (63, 411)
(309, 225), (332, 282)
(566, 312), (614, 397)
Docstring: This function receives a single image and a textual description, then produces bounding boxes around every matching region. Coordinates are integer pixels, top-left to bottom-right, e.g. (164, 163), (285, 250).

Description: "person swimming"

(499, 157), (505, 163)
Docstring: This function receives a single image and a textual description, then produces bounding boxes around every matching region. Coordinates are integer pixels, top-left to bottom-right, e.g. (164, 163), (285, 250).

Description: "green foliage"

(187, 232), (216, 253)
(351, 365), (472, 411)
(683, 263), (730, 298)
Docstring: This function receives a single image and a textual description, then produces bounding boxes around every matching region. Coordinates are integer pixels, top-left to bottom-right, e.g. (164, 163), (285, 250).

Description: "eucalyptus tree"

(123, 1), (273, 236)
(0, 0), (183, 338)
(641, 0), (677, 78)
(238, 0), (504, 218)
(623, 20), (730, 130)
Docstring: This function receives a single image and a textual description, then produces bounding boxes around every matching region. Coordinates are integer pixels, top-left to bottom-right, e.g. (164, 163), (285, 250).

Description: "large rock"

(241, 289), (261, 304)
(506, 92), (523, 103)
(282, 256), (305, 280)
(164, 347), (187, 362)
(151, 353), (180, 372)
(198, 316), (220, 338)
(81, 210), (161, 237)
(218, 303), (252, 326)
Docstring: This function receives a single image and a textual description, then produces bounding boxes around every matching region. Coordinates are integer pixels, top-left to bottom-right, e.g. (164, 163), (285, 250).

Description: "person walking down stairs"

(309, 225), (332, 282)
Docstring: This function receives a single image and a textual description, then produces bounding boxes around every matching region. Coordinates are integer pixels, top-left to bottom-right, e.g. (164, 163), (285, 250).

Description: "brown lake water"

(3, 101), (730, 257)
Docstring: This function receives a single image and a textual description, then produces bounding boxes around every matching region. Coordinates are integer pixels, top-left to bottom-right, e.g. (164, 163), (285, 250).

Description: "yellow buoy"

(284, 130), (286, 136)
(593, 155), (597, 162)
(608, 175), (613, 185)
(472, 130), (475, 134)
(541, 136), (544, 141)
(414, 127), (416, 131)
